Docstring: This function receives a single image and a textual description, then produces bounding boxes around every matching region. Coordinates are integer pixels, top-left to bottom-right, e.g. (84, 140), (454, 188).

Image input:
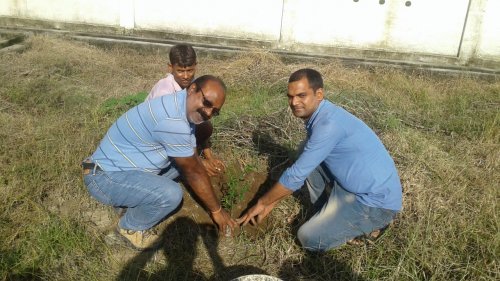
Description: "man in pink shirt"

(146, 44), (225, 176)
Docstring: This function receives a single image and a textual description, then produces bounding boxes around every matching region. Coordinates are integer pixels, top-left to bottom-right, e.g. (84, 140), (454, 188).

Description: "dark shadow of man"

(116, 216), (268, 281)
(278, 251), (367, 281)
(116, 215), (207, 281)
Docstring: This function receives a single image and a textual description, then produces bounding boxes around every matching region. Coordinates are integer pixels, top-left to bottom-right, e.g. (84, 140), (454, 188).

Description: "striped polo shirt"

(90, 89), (196, 173)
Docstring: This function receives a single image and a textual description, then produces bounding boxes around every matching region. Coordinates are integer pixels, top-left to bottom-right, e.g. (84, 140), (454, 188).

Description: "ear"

(187, 83), (197, 96)
(315, 88), (324, 100)
(167, 63), (173, 73)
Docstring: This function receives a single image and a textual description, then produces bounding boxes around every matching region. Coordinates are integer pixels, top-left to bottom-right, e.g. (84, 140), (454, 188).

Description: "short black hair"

(288, 68), (324, 92)
(169, 44), (197, 67)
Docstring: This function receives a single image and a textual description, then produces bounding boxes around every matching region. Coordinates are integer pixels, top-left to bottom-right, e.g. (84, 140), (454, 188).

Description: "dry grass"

(0, 34), (499, 281)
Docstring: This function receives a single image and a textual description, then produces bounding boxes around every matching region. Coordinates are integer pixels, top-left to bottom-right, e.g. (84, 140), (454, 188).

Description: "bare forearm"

(259, 182), (293, 206)
(202, 147), (214, 159)
(236, 182), (293, 226)
(184, 169), (220, 212)
(174, 154), (236, 233)
(175, 155), (221, 212)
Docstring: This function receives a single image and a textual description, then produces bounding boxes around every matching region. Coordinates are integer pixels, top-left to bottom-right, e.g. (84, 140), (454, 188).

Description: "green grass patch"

(99, 91), (148, 118)
(1, 215), (105, 281)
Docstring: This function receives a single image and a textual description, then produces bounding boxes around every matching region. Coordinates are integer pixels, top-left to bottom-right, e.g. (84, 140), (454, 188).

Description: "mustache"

(197, 108), (210, 121)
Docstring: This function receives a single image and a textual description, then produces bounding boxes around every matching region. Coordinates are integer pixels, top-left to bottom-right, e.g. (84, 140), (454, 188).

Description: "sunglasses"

(199, 87), (220, 117)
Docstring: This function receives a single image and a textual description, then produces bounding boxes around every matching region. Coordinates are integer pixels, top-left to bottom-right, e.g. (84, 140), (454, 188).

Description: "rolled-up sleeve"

(279, 117), (343, 191)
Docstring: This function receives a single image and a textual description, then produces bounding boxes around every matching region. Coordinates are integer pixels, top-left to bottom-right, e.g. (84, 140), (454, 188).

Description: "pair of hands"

(200, 148), (226, 177)
(201, 157), (225, 177)
(200, 153), (283, 237)
(210, 199), (277, 237)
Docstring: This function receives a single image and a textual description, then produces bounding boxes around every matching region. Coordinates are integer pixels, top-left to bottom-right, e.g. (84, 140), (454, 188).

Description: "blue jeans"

(83, 165), (183, 231)
(297, 164), (397, 251)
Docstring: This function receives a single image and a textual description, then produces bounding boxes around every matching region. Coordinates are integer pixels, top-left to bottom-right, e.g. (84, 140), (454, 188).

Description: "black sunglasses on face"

(199, 87), (220, 117)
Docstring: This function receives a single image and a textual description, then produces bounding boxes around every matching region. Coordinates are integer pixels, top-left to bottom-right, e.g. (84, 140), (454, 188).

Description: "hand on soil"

(236, 200), (275, 226)
(211, 208), (237, 237)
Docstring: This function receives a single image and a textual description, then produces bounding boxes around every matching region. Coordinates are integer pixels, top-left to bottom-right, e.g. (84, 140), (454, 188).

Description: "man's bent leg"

(84, 170), (183, 231)
(297, 181), (396, 252)
(305, 164), (332, 207)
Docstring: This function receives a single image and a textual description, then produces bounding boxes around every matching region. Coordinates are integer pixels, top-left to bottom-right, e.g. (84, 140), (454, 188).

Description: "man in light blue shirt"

(82, 75), (236, 250)
(238, 69), (402, 251)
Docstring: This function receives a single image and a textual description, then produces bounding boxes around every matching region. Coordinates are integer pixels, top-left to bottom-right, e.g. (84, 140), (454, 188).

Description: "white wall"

(385, 0), (469, 56)
(477, 0), (500, 59)
(1, 0), (120, 26)
(0, 0), (499, 66)
(280, 0), (470, 56)
(134, 0), (283, 41)
(281, 0), (389, 47)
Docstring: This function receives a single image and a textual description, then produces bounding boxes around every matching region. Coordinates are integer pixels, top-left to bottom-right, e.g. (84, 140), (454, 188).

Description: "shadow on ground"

(278, 251), (367, 281)
(116, 217), (268, 281)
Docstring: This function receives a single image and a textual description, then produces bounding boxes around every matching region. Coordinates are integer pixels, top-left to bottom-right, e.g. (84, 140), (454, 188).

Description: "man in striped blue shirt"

(238, 69), (402, 251)
(82, 75), (235, 250)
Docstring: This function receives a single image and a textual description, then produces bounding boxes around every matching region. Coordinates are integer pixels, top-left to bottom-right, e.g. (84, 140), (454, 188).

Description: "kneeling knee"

(298, 226), (320, 251)
(169, 185), (183, 206)
(298, 225), (343, 252)
(158, 184), (183, 208)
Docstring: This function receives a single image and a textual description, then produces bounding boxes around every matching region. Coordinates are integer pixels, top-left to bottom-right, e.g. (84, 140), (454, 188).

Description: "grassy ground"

(0, 35), (498, 281)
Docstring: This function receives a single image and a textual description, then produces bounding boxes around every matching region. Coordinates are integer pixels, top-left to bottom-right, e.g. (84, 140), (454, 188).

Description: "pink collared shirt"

(145, 73), (182, 101)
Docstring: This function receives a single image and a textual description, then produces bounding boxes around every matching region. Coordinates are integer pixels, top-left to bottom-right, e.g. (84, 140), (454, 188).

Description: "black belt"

(81, 161), (102, 174)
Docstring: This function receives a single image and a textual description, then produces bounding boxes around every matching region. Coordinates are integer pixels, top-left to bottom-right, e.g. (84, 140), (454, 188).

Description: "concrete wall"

(1, 0), (499, 71)
(477, 0), (500, 59)
(281, 0), (469, 56)
(0, 0), (121, 26)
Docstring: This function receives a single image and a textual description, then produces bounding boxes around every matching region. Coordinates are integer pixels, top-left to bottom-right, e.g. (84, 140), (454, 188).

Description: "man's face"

(186, 80), (225, 125)
(169, 63), (196, 89)
(287, 77), (323, 120)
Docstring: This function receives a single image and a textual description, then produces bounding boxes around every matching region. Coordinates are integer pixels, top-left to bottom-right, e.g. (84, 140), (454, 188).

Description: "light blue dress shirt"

(279, 100), (402, 211)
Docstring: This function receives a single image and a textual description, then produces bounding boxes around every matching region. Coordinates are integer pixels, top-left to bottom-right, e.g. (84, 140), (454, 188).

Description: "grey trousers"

(297, 164), (397, 251)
